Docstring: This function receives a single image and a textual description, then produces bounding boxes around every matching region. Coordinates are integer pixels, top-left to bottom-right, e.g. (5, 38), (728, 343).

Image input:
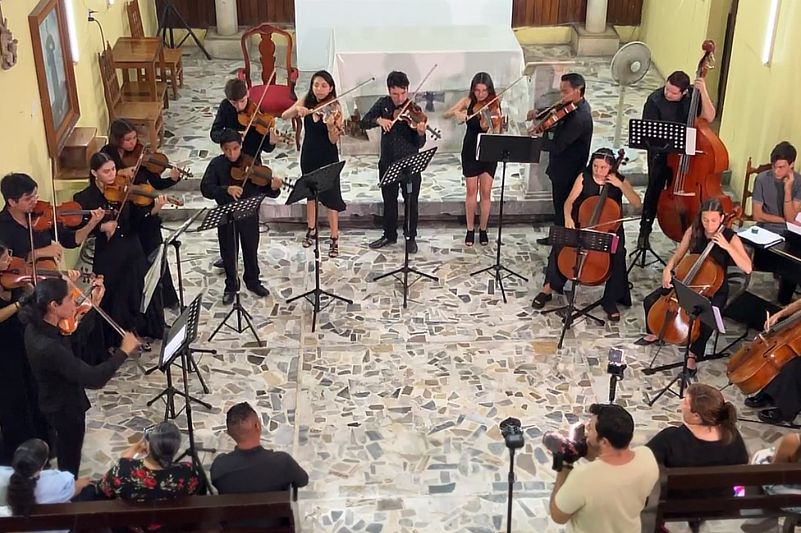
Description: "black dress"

(300, 114), (345, 212)
(73, 185), (164, 341)
(460, 102), (498, 178)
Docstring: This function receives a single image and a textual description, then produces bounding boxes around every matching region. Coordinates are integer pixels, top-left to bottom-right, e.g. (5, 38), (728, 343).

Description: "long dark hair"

(303, 70), (337, 108)
(468, 72), (496, 109)
(89, 151), (115, 184)
(18, 277), (69, 326)
(691, 198), (726, 250)
(7, 439), (50, 516)
(108, 119), (137, 148)
(686, 383), (739, 445)
(145, 421), (182, 469)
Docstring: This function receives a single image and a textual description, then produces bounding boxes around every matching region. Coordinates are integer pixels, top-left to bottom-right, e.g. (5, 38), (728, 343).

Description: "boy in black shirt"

(210, 78), (280, 161)
(360, 71), (428, 254)
(200, 129), (282, 304)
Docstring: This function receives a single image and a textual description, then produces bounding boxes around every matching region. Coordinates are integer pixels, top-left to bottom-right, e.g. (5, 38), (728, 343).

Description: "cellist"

(531, 148), (641, 321)
(636, 198), (752, 374)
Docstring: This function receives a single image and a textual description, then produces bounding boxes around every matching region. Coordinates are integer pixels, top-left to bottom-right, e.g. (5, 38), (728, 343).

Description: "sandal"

(479, 229), (489, 246)
(604, 305), (621, 322)
(532, 291), (552, 309)
(465, 230), (475, 247)
(328, 237), (339, 258)
(302, 227), (317, 248)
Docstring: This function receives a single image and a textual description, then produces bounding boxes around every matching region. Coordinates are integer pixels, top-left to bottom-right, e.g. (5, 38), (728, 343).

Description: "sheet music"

(737, 225), (785, 247)
(160, 324), (187, 368)
(787, 214), (801, 237)
(712, 305), (726, 335)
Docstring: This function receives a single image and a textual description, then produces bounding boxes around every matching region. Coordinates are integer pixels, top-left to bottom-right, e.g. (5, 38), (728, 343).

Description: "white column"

(214, 0), (238, 37)
(585, 0), (609, 34)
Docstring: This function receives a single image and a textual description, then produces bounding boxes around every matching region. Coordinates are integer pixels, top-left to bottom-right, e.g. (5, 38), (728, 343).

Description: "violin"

(121, 144), (193, 178)
(392, 100), (442, 140)
(528, 101), (578, 136)
(238, 100), (278, 136)
(556, 149), (627, 286)
(31, 200), (115, 231)
(229, 155), (294, 190)
(477, 99), (504, 133)
(103, 174), (184, 207)
(0, 256), (89, 290)
(58, 275), (103, 335)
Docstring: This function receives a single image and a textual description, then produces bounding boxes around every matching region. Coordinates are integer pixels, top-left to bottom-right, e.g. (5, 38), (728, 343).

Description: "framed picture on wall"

(29, 0), (79, 159)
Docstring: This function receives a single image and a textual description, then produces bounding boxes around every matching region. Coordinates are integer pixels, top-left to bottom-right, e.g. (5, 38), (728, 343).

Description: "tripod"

(156, 0), (210, 59)
(372, 148), (439, 309)
(285, 161), (352, 332)
(469, 135), (540, 302)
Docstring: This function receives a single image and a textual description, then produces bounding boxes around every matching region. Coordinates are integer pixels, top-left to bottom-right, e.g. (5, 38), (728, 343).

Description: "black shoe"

(758, 407), (792, 424)
(369, 236), (396, 249)
(532, 291), (552, 309)
(406, 239), (418, 254)
(745, 392), (774, 409)
(213, 258), (224, 269)
(222, 291), (235, 305)
(465, 230), (475, 247)
(536, 236), (550, 246)
(246, 283), (270, 297)
(479, 229), (489, 246)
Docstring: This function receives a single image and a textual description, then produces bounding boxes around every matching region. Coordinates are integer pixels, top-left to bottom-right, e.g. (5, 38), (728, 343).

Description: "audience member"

(549, 403), (659, 533)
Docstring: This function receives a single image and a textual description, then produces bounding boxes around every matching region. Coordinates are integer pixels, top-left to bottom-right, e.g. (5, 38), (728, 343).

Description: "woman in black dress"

(100, 119), (181, 308)
(282, 70), (346, 258)
(73, 152), (166, 343)
(444, 72), (501, 246)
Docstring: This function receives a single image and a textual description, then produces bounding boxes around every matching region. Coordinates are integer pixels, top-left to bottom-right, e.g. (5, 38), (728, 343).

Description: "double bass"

(656, 40), (734, 242)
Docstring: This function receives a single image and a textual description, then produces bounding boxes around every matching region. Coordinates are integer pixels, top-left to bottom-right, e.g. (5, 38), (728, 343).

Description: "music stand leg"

(627, 240), (666, 274)
(646, 314), (697, 406)
(157, 0), (211, 59)
(470, 160), (528, 303)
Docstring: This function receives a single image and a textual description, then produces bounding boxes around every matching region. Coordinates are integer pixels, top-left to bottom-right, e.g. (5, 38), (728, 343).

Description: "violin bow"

(311, 77), (375, 115)
(240, 69), (276, 141)
(388, 64), (438, 129)
(47, 157), (66, 272)
(114, 148), (147, 224)
(582, 216), (640, 231)
(464, 74), (528, 122)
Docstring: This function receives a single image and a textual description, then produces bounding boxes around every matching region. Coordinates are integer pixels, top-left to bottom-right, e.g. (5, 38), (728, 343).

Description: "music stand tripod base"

(371, 148), (439, 309)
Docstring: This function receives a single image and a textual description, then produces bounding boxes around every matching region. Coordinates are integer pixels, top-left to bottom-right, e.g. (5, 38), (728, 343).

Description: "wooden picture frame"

(29, 0), (79, 159)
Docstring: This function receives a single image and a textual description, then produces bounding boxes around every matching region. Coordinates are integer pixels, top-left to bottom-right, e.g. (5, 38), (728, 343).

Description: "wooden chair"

(238, 23), (301, 148)
(107, 38), (169, 110)
(741, 156), (772, 221)
(127, 0), (183, 99)
(98, 45), (164, 148)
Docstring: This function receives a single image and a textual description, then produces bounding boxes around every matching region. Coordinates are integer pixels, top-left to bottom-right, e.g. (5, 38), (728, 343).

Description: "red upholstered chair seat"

(248, 84), (297, 115)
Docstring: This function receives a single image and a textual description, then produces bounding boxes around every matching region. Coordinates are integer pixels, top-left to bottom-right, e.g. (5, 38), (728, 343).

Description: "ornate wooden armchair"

(238, 24), (301, 148)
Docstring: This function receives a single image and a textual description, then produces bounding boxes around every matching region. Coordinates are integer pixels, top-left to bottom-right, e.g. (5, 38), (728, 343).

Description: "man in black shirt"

(638, 71), (716, 247)
(531, 73), (593, 244)
(210, 78), (280, 161)
(361, 71), (428, 254)
(200, 129), (282, 304)
(211, 402), (308, 527)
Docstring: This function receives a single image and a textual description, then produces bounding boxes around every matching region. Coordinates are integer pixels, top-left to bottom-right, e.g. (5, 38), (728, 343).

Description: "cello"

(656, 40), (734, 242)
(727, 310), (801, 395)
(556, 149), (627, 286)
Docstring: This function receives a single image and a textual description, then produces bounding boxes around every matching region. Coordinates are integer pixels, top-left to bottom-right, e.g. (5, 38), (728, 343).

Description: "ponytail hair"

(145, 421), (182, 469)
(18, 277), (69, 326)
(7, 439), (50, 516)
(687, 383), (739, 445)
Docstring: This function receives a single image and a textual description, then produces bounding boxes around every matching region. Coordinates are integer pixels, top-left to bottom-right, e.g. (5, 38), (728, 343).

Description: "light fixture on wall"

(64, 0), (80, 63)
(107, 0), (115, 5)
(761, 0), (781, 65)
(88, 10), (106, 47)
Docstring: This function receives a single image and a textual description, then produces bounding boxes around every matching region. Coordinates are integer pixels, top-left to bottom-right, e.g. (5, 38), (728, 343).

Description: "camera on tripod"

(500, 417), (524, 449)
(542, 422), (588, 472)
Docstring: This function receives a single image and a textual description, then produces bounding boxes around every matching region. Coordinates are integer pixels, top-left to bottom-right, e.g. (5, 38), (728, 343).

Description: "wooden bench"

(646, 463), (801, 532)
(0, 491), (296, 532)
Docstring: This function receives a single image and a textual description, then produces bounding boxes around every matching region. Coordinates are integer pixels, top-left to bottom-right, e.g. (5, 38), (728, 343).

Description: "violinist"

(200, 128), (282, 304)
(21, 277), (140, 476)
(636, 198), (752, 374)
(444, 72), (500, 246)
(281, 70), (346, 258)
(0, 173), (104, 265)
(531, 148), (641, 321)
(101, 119), (180, 308)
(361, 71), (428, 254)
(637, 71), (715, 249)
(527, 73), (593, 244)
(210, 78), (280, 161)
(73, 152), (166, 344)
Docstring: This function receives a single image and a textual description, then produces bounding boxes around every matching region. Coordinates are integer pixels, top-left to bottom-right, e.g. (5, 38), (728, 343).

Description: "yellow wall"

(0, 0), (157, 206)
(640, 0), (712, 79)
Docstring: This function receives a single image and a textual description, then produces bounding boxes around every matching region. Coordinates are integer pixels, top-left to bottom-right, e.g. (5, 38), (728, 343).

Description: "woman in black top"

(21, 278), (139, 476)
(282, 70), (346, 258)
(100, 119), (181, 308)
(74, 152), (167, 342)
(637, 198), (752, 372)
(531, 148), (642, 320)
(444, 72), (500, 246)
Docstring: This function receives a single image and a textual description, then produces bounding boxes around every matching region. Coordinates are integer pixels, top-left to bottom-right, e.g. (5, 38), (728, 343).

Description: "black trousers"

(640, 154), (670, 234)
(217, 216), (261, 292)
(642, 287), (725, 358)
(763, 357), (801, 419)
(548, 172), (574, 227)
(380, 170), (421, 240)
(46, 410), (85, 478)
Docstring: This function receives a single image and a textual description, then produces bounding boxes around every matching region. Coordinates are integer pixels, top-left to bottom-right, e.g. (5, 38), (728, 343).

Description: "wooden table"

(111, 37), (162, 101)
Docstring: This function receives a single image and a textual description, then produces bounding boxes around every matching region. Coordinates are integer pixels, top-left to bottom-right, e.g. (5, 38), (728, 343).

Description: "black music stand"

(285, 161), (353, 332)
(200, 194), (266, 347)
(627, 118), (688, 272)
(156, 0), (210, 59)
(372, 147), (439, 309)
(645, 278), (723, 406)
(470, 134), (542, 303)
(542, 226), (619, 349)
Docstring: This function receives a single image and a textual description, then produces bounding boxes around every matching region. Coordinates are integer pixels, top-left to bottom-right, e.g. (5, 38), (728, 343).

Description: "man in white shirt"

(549, 403), (659, 533)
